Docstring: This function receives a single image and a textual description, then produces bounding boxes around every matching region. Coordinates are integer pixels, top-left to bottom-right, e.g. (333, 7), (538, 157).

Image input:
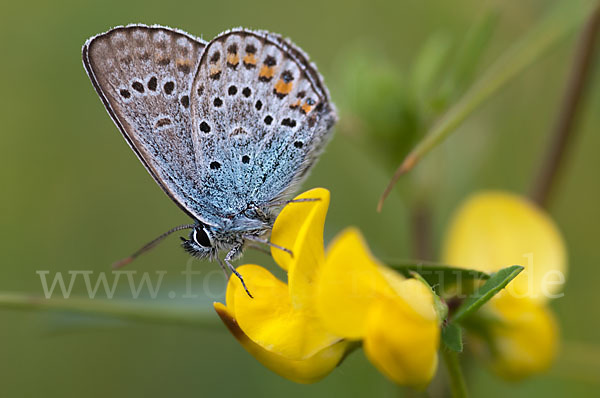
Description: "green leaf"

(452, 265), (524, 323)
(377, 1), (594, 210)
(407, 2), (592, 167)
(387, 260), (489, 290)
(442, 11), (498, 101)
(411, 32), (452, 102)
(442, 323), (463, 352)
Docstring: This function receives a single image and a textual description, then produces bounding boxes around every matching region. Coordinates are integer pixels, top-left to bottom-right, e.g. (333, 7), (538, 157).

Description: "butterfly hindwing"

(82, 25), (215, 222)
(189, 29), (337, 216)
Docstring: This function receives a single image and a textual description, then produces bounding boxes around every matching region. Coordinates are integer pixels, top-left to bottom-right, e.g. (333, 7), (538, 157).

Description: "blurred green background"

(1, 0), (599, 396)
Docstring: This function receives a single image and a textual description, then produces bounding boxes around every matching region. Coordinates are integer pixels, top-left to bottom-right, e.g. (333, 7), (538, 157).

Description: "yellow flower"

(483, 294), (558, 380)
(214, 188), (349, 383)
(214, 302), (349, 384)
(443, 191), (566, 302)
(442, 191), (566, 379)
(315, 229), (440, 387)
(214, 188), (441, 386)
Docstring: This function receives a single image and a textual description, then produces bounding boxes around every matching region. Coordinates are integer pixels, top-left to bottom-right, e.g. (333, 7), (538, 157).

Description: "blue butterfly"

(82, 25), (336, 295)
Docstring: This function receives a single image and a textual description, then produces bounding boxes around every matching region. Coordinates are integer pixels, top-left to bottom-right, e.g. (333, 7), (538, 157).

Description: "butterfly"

(82, 25), (336, 294)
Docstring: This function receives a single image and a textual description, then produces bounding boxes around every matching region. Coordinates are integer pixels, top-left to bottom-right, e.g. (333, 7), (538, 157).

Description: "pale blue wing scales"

(82, 25), (217, 223)
(189, 29), (337, 220)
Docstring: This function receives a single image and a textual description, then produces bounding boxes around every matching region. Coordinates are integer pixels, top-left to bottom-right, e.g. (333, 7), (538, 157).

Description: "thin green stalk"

(378, 1), (595, 211)
(0, 292), (219, 329)
(442, 348), (468, 398)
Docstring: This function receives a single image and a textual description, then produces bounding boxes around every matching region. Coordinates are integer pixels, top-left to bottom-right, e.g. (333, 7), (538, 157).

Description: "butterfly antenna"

(112, 223), (196, 269)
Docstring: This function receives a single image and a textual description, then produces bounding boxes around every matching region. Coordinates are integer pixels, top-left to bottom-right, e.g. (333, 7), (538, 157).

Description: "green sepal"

(442, 322), (463, 352)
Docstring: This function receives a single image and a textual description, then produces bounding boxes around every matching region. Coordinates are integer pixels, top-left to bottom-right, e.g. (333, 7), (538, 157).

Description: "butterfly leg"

(224, 248), (254, 298)
(245, 235), (293, 257)
(266, 197), (321, 208)
(216, 257), (231, 278)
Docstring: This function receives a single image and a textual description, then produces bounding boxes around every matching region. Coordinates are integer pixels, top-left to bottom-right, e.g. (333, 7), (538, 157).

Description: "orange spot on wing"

(176, 58), (192, 67)
(290, 99), (301, 109)
(301, 103), (314, 114)
(243, 54), (257, 65)
(274, 79), (293, 95)
(210, 66), (221, 76)
(259, 65), (276, 79)
(227, 53), (239, 66)
(176, 58), (193, 73)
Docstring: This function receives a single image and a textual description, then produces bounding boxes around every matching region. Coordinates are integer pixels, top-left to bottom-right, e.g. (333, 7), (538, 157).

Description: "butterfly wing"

(82, 25), (215, 223)
(189, 29), (337, 219)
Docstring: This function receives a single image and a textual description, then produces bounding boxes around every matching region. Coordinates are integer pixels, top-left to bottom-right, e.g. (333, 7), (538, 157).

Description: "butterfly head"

(181, 223), (219, 259)
(181, 221), (250, 259)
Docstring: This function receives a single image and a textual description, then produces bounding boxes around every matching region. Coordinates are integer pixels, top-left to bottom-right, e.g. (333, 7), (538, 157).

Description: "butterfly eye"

(193, 226), (212, 248)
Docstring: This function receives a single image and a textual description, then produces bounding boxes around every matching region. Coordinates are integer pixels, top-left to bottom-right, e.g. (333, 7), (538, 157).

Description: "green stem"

(378, 1), (594, 211)
(0, 292), (220, 329)
(442, 348), (468, 398)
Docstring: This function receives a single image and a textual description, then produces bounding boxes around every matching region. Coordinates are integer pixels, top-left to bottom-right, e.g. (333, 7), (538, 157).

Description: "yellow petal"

(484, 295), (558, 380)
(214, 302), (349, 384)
(377, 269), (437, 322)
(363, 297), (440, 387)
(230, 264), (340, 360)
(315, 228), (396, 339)
(270, 188), (329, 273)
(442, 191), (567, 302)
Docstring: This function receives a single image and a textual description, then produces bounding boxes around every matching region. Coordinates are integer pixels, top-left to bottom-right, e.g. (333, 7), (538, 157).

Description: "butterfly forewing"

(84, 25), (337, 233)
(82, 25), (214, 223)
(189, 29), (337, 215)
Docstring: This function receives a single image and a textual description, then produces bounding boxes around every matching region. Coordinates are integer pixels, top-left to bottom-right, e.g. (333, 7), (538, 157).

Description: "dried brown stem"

(410, 200), (433, 261)
(531, 3), (600, 207)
